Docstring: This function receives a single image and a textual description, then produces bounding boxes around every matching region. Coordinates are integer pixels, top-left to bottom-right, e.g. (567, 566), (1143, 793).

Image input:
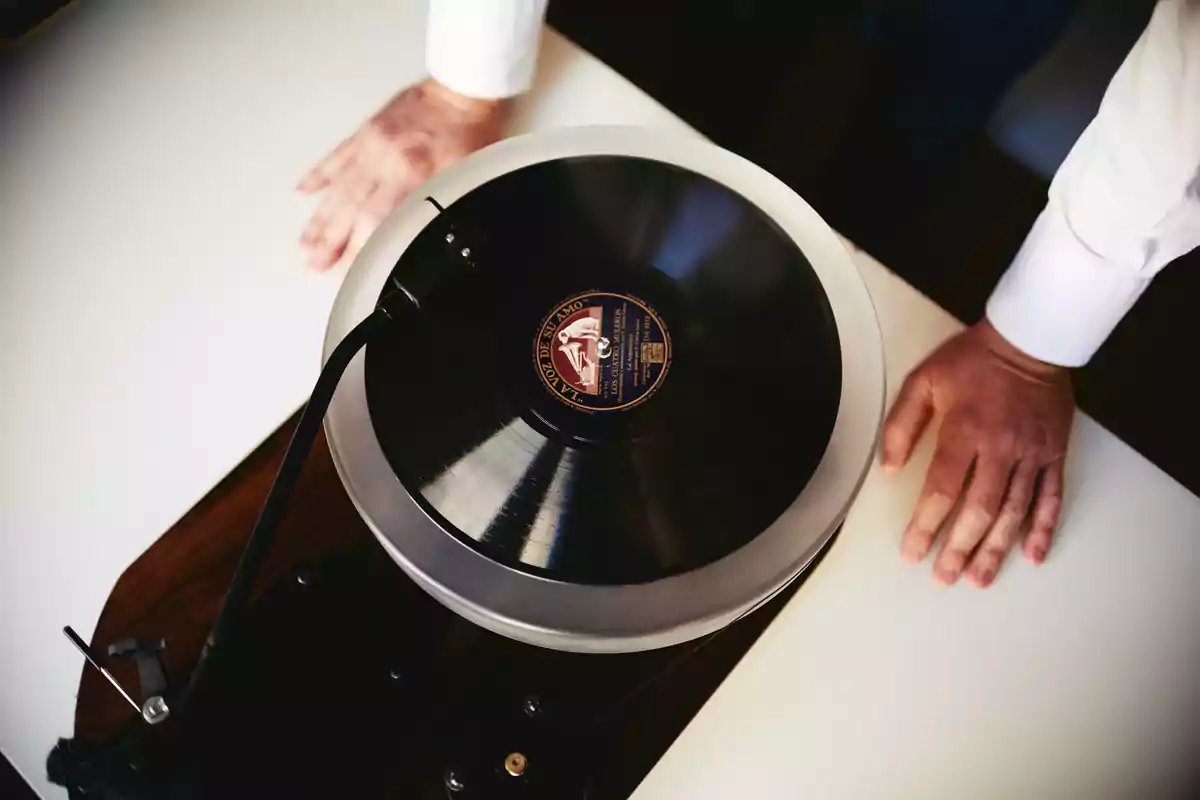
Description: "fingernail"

(967, 569), (994, 589)
(933, 567), (958, 586)
(900, 534), (924, 564)
(1028, 547), (1046, 564)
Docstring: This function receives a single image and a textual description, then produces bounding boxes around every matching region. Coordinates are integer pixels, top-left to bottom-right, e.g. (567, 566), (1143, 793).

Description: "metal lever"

(63, 626), (170, 725)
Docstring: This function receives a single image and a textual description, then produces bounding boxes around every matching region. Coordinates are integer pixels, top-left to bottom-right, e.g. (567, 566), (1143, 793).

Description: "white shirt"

(428, 0), (1200, 367)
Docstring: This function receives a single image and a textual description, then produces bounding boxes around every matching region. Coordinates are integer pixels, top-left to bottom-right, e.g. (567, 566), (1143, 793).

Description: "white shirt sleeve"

(426, 0), (549, 100)
(986, 0), (1200, 367)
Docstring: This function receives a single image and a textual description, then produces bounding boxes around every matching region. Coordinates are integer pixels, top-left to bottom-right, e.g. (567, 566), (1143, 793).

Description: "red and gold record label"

(534, 291), (671, 412)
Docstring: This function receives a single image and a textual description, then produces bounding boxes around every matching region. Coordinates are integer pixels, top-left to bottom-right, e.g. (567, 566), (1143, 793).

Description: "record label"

(535, 291), (671, 412)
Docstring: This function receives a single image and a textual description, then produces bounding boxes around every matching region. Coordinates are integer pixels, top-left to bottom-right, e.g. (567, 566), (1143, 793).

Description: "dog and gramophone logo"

(534, 290), (671, 412)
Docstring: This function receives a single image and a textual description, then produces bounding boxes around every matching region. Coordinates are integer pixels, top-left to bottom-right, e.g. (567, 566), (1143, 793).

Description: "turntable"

(51, 127), (883, 798)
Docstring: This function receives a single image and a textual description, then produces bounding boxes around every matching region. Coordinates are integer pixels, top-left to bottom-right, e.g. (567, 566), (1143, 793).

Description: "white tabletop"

(2, 3), (1198, 798)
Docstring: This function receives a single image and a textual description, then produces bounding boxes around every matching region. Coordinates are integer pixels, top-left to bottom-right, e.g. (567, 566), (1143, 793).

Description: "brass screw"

(504, 751), (527, 777)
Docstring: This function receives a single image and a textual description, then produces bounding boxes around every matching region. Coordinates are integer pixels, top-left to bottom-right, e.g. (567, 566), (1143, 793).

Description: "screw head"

(389, 667), (403, 681)
(504, 752), (528, 777)
(296, 571), (313, 586)
(141, 696), (170, 725)
(460, 247), (471, 259)
(522, 696), (542, 717)
(445, 232), (455, 243)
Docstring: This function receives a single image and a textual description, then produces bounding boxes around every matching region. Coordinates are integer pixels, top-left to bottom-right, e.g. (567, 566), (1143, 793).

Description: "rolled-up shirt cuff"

(426, 0), (545, 100)
(986, 207), (1151, 367)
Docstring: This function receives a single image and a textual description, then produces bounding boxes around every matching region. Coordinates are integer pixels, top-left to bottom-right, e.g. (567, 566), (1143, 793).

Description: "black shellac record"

(365, 156), (841, 585)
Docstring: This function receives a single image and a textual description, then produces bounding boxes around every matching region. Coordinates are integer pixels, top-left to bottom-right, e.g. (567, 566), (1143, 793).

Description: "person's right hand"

(297, 78), (507, 270)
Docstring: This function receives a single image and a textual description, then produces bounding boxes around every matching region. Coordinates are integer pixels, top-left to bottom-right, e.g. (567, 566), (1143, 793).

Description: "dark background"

(3, 1), (1197, 797)
(1, 756), (33, 800)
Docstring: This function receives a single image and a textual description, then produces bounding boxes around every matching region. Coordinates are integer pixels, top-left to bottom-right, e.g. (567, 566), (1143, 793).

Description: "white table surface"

(1, 3), (1197, 798)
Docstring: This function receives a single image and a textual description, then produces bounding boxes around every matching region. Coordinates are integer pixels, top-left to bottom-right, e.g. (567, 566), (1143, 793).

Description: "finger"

(899, 441), (974, 565)
(297, 135), (360, 194)
(882, 374), (934, 472)
(965, 459), (1038, 588)
(1023, 461), (1064, 565)
(300, 179), (376, 269)
(358, 180), (411, 231)
(342, 182), (409, 264)
(932, 456), (1013, 586)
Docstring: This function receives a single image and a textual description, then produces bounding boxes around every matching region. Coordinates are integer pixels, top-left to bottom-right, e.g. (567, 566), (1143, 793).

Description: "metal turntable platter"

(324, 127), (883, 652)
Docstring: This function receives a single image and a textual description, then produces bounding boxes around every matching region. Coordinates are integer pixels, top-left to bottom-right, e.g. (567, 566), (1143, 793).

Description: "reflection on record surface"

(365, 156), (841, 585)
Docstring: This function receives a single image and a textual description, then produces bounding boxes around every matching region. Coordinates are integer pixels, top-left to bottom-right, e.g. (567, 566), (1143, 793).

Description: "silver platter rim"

(323, 126), (884, 653)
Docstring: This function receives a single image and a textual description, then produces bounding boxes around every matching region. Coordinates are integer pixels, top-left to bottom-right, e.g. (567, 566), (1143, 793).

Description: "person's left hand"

(297, 78), (507, 269)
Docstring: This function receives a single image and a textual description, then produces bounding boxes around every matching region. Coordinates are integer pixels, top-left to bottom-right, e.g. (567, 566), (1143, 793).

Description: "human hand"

(297, 78), (506, 269)
(882, 319), (1075, 588)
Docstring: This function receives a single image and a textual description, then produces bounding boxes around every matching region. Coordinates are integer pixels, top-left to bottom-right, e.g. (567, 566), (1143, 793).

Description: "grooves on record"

(364, 154), (842, 585)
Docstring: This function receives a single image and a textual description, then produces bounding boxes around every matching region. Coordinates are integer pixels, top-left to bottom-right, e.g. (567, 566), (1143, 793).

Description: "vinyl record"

(364, 155), (841, 586)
